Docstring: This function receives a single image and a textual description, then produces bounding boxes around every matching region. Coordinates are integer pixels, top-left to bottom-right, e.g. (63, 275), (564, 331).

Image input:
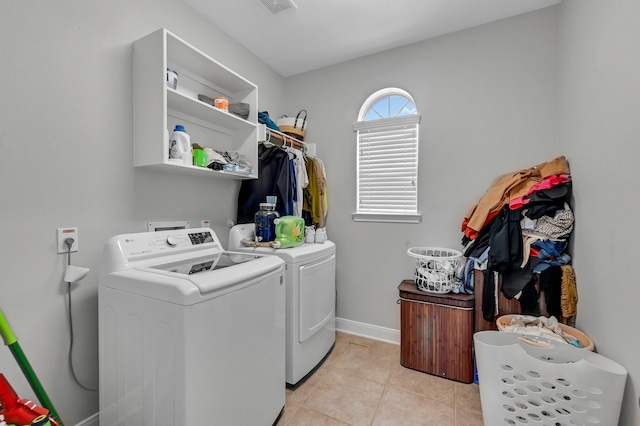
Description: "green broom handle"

(0, 308), (17, 345)
(0, 309), (64, 425)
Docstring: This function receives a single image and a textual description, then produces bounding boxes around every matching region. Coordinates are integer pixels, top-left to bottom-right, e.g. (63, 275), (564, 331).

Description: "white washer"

(229, 223), (336, 386)
(98, 227), (285, 425)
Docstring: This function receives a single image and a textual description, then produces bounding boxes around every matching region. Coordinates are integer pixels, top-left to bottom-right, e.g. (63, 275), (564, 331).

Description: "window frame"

(352, 88), (421, 224)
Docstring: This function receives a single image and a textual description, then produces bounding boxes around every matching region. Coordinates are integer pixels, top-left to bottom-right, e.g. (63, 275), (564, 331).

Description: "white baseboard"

(336, 317), (400, 345)
(75, 412), (99, 426)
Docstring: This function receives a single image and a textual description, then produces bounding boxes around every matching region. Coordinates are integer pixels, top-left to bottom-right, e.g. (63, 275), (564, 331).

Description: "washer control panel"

(187, 231), (215, 245)
(117, 228), (220, 259)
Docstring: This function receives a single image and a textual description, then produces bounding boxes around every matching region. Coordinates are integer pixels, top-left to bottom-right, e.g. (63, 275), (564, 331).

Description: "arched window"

(352, 88), (421, 223)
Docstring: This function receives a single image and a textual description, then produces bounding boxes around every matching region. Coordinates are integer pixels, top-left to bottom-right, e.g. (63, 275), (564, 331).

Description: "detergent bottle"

(271, 216), (304, 249)
(169, 124), (192, 165)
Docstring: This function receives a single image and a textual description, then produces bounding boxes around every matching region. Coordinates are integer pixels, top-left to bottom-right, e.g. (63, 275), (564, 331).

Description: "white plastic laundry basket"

(474, 331), (627, 426)
(407, 247), (462, 294)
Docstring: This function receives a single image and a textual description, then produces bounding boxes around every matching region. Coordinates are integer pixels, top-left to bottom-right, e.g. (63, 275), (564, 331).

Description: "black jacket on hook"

(237, 144), (293, 224)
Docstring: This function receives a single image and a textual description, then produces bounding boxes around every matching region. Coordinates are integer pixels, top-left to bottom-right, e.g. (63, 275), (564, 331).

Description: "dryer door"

(298, 254), (336, 343)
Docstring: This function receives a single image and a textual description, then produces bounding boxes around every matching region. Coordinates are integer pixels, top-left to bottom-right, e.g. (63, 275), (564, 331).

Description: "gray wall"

(0, 1), (285, 423)
(557, 1), (640, 424)
(3, 0), (639, 424)
(283, 7), (561, 334)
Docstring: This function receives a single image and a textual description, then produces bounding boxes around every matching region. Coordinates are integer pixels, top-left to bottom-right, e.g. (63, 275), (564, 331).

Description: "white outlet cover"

(57, 227), (78, 253)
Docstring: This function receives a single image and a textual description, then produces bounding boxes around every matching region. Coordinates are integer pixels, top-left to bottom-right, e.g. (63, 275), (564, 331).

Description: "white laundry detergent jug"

(169, 125), (192, 165)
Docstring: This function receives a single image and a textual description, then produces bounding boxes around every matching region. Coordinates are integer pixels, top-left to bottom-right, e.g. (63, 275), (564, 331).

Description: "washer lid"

(148, 252), (261, 275)
(101, 253), (284, 304)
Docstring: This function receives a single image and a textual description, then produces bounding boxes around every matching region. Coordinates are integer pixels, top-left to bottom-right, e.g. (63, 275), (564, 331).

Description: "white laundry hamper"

(474, 331), (627, 426)
(407, 247), (463, 294)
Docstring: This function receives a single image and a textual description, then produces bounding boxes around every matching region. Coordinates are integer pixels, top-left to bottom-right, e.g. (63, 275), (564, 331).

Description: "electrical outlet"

(201, 220), (211, 228)
(57, 227), (79, 254)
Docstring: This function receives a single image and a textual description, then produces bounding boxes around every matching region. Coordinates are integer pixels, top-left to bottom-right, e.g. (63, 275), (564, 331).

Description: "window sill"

(352, 212), (422, 224)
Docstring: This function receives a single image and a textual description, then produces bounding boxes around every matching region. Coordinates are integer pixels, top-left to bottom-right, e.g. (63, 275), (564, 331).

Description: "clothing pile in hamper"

(458, 156), (577, 325)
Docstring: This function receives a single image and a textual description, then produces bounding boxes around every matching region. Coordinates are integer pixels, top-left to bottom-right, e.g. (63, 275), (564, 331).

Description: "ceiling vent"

(259, 0), (297, 14)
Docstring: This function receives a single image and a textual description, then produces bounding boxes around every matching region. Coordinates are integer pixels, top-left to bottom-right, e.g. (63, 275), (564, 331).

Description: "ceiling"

(185, 0), (561, 77)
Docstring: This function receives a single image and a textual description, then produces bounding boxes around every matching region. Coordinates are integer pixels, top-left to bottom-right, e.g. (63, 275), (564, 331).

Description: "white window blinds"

(354, 115), (420, 215)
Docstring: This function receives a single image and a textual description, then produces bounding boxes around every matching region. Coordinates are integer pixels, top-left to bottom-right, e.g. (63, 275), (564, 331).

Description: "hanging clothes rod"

(259, 124), (306, 152)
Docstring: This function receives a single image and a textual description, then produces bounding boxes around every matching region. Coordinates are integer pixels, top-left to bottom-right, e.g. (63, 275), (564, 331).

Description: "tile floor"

(276, 332), (484, 426)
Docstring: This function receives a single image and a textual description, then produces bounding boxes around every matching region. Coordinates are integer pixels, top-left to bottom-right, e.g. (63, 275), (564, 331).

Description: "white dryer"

(98, 227), (285, 425)
(229, 223), (336, 386)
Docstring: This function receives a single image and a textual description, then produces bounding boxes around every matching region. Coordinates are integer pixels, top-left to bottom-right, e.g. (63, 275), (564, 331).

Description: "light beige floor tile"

(368, 340), (400, 359)
(333, 341), (396, 384)
(285, 406), (350, 425)
(276, 402), (302, 426)
(286, 386), (309, 406)
(372, 386), (455, 426)
(387, 362), (455, 405)
(335, 332), (373, 347)
(286, 340), (349, 404)
(287, 373), (321, 405)
(455, 407), (484, 426)
(335, 331), (351, 343)
(454, 382), (482, 413)
(303, 368), (385, 426)
(286, 333), (485, 425)
(335, 332), (398, 355)
(322, 340), (350, 368)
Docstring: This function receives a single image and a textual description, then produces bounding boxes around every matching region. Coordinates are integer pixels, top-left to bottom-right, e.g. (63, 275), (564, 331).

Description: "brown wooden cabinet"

(398, 280), (475, 383)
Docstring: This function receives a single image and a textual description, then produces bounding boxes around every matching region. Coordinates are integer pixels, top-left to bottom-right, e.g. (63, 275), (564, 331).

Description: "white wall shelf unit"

(133, 28), (258, 179)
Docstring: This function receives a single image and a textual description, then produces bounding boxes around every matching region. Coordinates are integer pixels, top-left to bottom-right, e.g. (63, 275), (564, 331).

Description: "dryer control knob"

(166, 235), (179, 247)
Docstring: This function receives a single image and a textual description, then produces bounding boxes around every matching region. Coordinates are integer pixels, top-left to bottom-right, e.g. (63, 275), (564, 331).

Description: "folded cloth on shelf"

(229, 102), (250, 119)
(223, 151), (253, 168)
(197, 94), (216, 106)
(205, 148), (228, 166)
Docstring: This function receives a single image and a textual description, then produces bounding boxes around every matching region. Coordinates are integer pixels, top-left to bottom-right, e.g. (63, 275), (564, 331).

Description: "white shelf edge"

(137, 162), (257, 180)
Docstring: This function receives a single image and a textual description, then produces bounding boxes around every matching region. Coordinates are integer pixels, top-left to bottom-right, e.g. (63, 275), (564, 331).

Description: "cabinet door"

(399, 298), (474, 383)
